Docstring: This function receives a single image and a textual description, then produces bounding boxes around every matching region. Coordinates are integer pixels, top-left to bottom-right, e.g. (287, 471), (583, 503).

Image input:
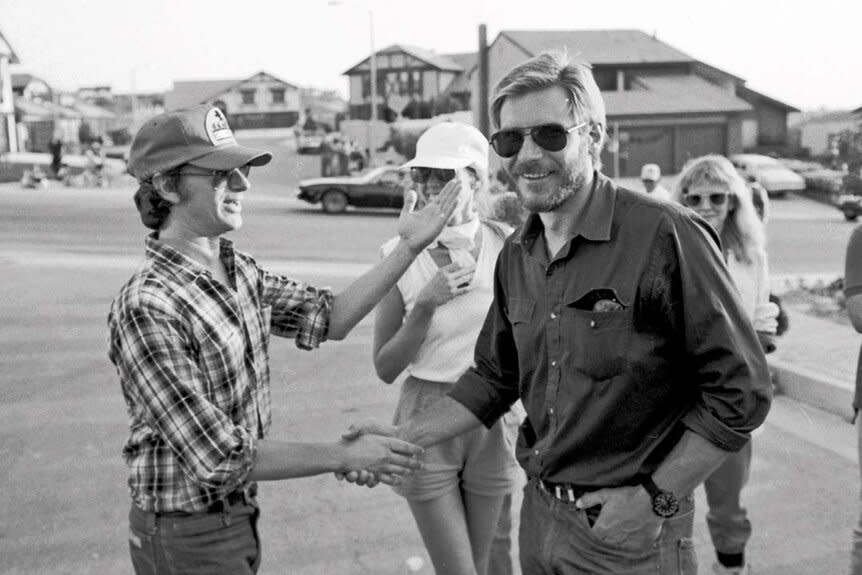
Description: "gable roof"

(497, 29), (695, 65)
(446, 51), (478, 73)
(165, 71), (298, 111)
(0, 28), (19, 63)
(603, 75), (751, 117)
(343, 44), (464, 75)
(737, 85), (799, 112)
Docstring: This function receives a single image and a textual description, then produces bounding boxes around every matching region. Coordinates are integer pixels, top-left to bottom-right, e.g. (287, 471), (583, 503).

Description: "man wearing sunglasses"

(346, 51), (770, 575)
(108, 105), (459, 574)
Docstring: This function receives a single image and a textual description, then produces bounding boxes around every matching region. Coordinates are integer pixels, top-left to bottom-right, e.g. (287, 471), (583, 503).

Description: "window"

(241, 89), (256, 105)
(271, 88), (285, 104)
(592, 69), (618, 91)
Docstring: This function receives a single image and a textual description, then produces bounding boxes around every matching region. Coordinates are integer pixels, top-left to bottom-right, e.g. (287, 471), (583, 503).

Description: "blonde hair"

(673, 154), (765, 264)
(490, 50), (606, 168)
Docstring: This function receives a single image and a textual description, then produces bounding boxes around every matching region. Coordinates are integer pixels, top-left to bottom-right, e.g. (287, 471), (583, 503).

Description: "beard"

(513, 160), (590, 213)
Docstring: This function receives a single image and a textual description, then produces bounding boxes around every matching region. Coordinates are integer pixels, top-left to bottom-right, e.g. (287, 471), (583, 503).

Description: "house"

(792, 110), (860, 156)
(164, 71), (301, 130)
(0, 28), (20, 153)
(12, 73), (52, 101)
(473, 30), (799, 176)
(342, 44), (470, 121)
(345, 30), (798, 177)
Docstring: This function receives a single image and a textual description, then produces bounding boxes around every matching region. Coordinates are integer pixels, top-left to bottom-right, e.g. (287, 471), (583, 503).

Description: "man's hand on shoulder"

(576, 485), (664, 550)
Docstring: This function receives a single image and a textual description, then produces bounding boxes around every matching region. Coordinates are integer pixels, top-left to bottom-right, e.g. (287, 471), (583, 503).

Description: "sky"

(2, 0), (859, 111)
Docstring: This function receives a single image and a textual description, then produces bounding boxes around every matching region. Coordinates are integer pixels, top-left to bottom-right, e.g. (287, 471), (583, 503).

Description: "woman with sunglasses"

(373, 122), (522, 575)
(674, 154), (779, 575)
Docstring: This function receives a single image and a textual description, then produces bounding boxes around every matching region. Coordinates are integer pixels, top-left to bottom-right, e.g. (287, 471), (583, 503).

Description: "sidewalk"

(771, 305), (858, 421)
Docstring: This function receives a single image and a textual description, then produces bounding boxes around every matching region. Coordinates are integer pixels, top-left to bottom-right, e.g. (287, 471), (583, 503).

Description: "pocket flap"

(506, 297), (535, 324)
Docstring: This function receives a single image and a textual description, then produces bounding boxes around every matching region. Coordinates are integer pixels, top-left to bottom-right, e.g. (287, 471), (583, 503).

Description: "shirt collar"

(514, 171), (617, 247)
(144, 233), (236, 283)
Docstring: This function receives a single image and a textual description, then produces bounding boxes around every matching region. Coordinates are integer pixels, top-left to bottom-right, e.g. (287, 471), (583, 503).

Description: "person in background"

(673, 154), (779, 575)
(345, 51), (771, 575)
(109, 104), (459, 575)
(640, 162), (671, 201)
(371, 122), (523, 575)
(844, 225), (862, 575)
(49, 136), (64, 179)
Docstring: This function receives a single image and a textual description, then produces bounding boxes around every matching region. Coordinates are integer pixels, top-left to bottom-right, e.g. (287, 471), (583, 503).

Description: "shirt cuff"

(447, 369), (511, 428)
(680, 408), (751, 452)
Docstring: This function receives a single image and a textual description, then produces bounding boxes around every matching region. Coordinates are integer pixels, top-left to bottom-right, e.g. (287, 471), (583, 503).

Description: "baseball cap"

(641, 163), (661, 181)
(402, 122), (488, 172)
(128, 105), (272, 181)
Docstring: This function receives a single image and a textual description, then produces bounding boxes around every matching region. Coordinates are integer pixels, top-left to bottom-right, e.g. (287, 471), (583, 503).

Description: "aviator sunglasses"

(683, 191), (729, 208)
(489, 122), (588, 158)
(177, 165), (251, 188)
(410, 166), (476, 185)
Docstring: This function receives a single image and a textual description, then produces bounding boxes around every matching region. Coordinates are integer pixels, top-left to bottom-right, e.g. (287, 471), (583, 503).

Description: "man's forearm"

(248, 439), (346, 481)
(328, 240), (417, 340)
(400, 396), (483, 448)
(651, 429), (733, 495)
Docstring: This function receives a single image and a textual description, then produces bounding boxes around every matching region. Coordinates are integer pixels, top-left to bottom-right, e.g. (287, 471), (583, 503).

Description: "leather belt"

(536, 479), (591, 503)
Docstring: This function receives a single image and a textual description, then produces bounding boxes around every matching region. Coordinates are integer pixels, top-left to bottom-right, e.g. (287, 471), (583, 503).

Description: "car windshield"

(361, 167), (397, 182)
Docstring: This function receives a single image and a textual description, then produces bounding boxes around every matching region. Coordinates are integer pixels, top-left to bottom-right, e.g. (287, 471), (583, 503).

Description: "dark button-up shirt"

(449, 173), (771, 488)
(108, 235), (332, 512)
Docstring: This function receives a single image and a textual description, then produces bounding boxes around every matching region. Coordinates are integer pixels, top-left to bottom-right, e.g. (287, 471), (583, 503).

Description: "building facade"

(165, 71), (301, 130)
(0, 29), (19, 153)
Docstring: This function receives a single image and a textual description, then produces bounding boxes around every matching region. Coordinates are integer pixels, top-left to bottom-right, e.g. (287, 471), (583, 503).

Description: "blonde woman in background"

(674, 154), (779, 575)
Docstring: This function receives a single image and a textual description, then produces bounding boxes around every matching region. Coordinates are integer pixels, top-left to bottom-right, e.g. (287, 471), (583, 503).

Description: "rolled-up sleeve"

(259, 269), (333, 350)
(449, 255), (521, 427)
(111, 305), (256, 494)
(661, 214), (772, 451)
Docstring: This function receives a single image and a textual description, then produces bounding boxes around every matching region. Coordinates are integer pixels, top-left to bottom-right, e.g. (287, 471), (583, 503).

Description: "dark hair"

(133, 168), (183, 230)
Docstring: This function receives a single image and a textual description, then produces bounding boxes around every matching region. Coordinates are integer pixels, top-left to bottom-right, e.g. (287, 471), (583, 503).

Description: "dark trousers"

(128, 501), (261, 575)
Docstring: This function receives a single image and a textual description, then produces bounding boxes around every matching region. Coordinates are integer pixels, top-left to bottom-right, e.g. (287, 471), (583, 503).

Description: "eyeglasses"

(177, 165), (251, 188)
(489, 122), (588, 158)
(410, 167), (456, 184)
(683, 192), (729, 207)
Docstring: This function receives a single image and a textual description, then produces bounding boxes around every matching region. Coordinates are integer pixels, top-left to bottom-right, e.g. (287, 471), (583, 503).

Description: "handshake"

(336, 420), (418, 488)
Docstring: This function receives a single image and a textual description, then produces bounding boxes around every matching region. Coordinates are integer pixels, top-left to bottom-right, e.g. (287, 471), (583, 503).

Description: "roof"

(343, 44), (464, 75)
(793, 110), (860, 125)
(446, 52), (478, 73)
(11, 73), (35, 89)
(0, 28), (19, 63)
(737, 85), (799, 112)
(164, 71), (299, 111)
(603, 75), (751, 117)
(496, 29), (695, 65)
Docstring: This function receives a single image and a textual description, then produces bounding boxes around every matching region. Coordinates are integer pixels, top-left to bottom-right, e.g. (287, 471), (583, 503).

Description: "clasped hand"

(335, 420), (407, 488)
(416, 262), (476, 308)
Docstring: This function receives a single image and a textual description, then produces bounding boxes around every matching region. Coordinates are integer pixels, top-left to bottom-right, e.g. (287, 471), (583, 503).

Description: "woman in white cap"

(372, 122), (522, 575)
(673, 154), (778, 575)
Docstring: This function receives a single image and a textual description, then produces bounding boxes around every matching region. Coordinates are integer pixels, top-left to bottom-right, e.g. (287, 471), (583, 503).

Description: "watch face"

(653, 491), (679, 518)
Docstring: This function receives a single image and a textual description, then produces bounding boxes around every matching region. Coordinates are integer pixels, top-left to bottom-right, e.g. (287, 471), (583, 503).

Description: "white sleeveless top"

(380, 222), (510, 383)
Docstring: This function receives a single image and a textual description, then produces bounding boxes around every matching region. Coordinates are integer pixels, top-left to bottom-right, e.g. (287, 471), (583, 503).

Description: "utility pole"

(478, 23), (490, 138)
(368, 8), (377, 166)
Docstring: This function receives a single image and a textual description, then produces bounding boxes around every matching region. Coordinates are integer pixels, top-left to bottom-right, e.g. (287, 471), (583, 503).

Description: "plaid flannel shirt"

(108, 235), (332, 513)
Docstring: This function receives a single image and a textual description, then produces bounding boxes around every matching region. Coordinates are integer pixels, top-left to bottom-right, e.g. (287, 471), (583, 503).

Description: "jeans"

(128, 501), (261, 575)
(489, 492), (515, 575)
(851, 417), (862, 575)
(519, 479), (697, 575)
(704, 441), (753, 556)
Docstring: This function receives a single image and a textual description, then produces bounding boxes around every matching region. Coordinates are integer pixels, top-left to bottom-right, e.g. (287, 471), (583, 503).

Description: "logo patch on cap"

(205, 108), (236, 146)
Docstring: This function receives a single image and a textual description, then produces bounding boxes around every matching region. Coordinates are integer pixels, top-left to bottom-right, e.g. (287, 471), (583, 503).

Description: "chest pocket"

(565, 304), (632, 381)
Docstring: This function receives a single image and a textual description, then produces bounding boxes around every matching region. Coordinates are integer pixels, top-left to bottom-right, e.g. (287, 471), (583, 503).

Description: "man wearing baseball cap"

(108, 104), (459, 574)
(640, 163), (672, 202)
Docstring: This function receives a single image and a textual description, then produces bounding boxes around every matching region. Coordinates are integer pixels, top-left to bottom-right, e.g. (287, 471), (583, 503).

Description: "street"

(0, 169), (859, 574)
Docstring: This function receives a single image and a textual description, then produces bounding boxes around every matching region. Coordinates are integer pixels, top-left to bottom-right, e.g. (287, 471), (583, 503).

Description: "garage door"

(607, 126), (674, 178)
(674, 125), (726, 171)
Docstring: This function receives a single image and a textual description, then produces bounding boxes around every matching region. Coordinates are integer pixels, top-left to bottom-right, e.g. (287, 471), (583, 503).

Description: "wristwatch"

(640, 476), (679, 518)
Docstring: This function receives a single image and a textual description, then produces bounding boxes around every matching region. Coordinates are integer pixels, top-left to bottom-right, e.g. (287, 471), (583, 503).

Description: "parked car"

(297, 166), (407, 213)
(729, 154), (806, 197)
(297, 131), (325, 154)
(838, 171), (862, 221)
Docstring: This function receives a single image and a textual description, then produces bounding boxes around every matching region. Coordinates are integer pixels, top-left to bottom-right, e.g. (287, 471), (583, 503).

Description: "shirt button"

(551, 360), (557, 367)
(549, 407), (555, 415)
(550, 312), (557, 319)
(590, 320), (596, 328)
(534, 449), (540, 455)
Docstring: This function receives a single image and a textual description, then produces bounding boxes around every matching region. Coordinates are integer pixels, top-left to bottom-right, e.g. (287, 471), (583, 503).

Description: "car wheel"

(321, 189), (348, 214)
(843, 208), (858, 222)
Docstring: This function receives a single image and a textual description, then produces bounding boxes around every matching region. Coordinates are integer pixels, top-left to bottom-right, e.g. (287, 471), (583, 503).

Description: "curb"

(770, 358), (855, 422)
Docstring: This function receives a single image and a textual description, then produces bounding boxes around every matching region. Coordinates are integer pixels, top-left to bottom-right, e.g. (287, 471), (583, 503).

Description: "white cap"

(640, 163), (661, 181)
(402, 122), (488, 172)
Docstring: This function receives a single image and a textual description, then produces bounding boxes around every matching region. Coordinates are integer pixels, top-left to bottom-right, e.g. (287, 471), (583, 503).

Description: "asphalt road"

(1, 162), (859, 574)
